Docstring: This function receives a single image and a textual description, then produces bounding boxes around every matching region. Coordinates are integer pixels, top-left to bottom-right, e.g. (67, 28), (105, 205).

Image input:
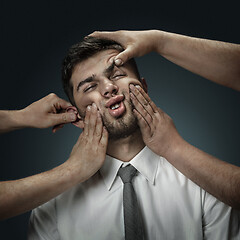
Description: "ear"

(141, 77), (148, 93)
(66, 106), (84, 129)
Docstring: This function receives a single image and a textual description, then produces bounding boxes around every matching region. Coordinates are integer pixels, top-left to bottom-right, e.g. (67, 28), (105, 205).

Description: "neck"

(106, 129), (145, 162)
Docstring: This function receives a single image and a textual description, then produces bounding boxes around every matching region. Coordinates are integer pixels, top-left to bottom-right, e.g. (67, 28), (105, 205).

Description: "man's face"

(71, 49), (144, 139)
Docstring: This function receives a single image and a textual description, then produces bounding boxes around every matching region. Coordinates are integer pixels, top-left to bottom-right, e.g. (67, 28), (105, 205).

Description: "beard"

(102, 98), (139, 140)
(77, 93), (139, 140)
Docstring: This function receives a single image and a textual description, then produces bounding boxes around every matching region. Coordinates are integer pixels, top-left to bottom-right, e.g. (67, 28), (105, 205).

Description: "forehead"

(71, 49), (119, 84)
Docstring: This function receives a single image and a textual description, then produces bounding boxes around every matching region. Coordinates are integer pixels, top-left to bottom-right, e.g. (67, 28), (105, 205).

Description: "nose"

(100, 78), (119, 98)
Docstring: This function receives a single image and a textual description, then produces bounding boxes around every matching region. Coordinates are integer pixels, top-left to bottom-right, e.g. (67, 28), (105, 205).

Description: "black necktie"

(118, 165), (144, 240)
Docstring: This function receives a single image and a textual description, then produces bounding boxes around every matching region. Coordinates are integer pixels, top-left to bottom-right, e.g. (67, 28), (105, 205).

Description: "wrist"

(9, 110), (28, 130)
(162, 134), (186, 160)
(145, 30), (159, 53)
(16, 108), (35, 128)
(61, 157), (86, 185)
(151, 30), (169, 55)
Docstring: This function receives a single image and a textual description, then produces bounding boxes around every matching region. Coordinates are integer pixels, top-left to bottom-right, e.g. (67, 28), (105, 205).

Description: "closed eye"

(83, 84), (97, 92)
(111, 73), (126, 80)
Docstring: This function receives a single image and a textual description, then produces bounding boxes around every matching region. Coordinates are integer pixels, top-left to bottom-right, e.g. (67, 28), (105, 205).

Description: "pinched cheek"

(120, 77), (142, 85)
(124, 79), (143, 91)
(79, 93), (102, 109)
(131, 79), (143, 86)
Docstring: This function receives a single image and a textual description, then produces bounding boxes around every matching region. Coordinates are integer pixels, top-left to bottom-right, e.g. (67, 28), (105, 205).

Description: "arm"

(90, 30), (240, 91)
(130, 84), (240, 209)
(0, 101), (108, 220)
(0, 93), (77, 134)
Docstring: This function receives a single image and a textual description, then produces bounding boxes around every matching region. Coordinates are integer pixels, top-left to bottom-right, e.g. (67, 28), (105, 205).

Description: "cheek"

(75, 92), (101, 110)
(119, 78), (143, 95)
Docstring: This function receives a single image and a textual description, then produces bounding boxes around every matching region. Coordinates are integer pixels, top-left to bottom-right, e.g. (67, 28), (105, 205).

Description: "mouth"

(106, 95), (126, 118)
(105, 95), (124, 108)
(110, 102), (121, 110)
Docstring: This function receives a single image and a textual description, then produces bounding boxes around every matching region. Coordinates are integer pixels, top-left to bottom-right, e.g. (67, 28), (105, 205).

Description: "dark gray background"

(0, 0), (239, 239)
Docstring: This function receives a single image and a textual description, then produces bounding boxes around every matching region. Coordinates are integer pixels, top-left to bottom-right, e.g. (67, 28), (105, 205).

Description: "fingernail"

(115, 58), (123, 66)
(87, 105), (91, 111)
(92, 103), (97, 109)
(136, 85), (141, 89)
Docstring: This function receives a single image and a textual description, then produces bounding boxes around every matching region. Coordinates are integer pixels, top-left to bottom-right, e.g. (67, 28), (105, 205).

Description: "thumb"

(114, 47), (134, 66)
(51, 112), (77, 125)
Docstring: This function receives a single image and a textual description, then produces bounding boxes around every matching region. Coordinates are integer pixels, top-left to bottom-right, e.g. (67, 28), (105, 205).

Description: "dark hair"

(62, 37), (140, 106)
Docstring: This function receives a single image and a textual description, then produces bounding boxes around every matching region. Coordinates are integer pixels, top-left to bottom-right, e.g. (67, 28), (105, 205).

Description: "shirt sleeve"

(202, 190), (240, 239)
(28, 199), (60, 240)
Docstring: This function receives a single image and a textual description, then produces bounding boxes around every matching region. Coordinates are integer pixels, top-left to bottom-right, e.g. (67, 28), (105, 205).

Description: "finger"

(88, 103), (98, 137)
(83, 105), (91, 136)
(132, 108), (152, 137)
(114, 47), (133, 66)
(47, 93), (72, 111)
(130, 92), (153, 126)
(130, 85), (156, 115)
(54, 98), (72, 110)
(52, 124), (64, 133)
(135, 85), (158, 113)
(130, 85), (154, 119)
(87, 31), (133, 66)
(100, 127), (108, 147)
(94, 111), (103, 141)
(88, 31), (114, 38)
(50, 112), (77, 126)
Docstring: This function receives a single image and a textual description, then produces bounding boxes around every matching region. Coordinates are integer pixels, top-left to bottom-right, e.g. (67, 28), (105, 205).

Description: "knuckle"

(100, 142), (106, 148)
(142, 110), (148, 118)
(95, 131), (101, 138)
(141, 120), (147, 127)
(48, 93), (57, 98)
(62, 114), (67, 122)
(135, 90), (140, 96)
(148, 116), (153, 123)
(143, 101), (148, 106)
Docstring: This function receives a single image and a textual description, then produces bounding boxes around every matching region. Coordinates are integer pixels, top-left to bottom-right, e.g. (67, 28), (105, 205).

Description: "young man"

(28, 37), (240, 239)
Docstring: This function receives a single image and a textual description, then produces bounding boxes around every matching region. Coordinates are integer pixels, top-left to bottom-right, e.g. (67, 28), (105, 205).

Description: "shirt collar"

(100, 146), (159, 191)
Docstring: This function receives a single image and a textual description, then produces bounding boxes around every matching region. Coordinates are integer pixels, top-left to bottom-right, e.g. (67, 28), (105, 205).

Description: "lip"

(105, 95), (125, 108)
(108, 101), (126, 118)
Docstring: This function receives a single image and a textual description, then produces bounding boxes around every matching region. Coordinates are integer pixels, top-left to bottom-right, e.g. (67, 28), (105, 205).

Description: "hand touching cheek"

(67, 103), (108, 183)
(130, 84), (182, 158)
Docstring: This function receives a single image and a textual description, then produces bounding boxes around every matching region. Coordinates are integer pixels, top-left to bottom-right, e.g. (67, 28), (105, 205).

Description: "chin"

(104, 111), (139, 140)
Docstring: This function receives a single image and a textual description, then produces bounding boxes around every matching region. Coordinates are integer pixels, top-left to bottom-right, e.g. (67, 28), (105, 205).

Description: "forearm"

(0, 161), (82, 220)
(153, 30), (240, 91)
(0, 110), (27, 134)
(165, 137), (240, 209)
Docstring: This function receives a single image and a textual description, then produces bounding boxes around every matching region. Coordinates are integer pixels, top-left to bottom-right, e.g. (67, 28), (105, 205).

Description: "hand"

(21, 93), (77, 132)
(67, 103), (108, 182)
(129, 84), (182, 158)
(88, 30), (160, 66)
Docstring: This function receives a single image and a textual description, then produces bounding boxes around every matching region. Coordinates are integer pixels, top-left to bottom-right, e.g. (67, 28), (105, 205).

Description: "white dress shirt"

(28, 146), (240, 240)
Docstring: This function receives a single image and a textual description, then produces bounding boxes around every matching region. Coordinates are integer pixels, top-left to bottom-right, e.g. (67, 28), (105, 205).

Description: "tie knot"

(118, 165), (137, 184)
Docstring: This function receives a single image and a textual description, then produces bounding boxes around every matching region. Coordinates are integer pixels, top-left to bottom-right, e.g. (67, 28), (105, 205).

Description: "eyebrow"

(76, 75), (95, 92)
